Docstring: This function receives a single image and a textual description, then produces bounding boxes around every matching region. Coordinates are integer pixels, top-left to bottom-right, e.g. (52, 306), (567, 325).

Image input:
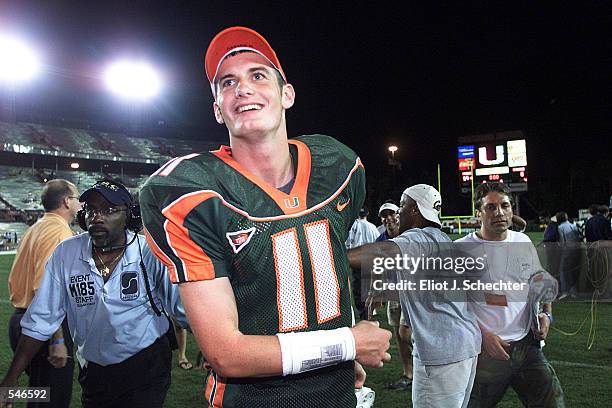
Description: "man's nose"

(235, 80), (254, 97)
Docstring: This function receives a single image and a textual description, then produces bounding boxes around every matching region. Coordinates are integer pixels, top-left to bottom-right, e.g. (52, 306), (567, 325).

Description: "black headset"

(77, 180), (142, 232)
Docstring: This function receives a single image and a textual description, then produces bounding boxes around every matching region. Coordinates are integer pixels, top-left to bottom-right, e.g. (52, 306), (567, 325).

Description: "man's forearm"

(347, 241), (400, 269)
(1, 335), (46, 384)
(198, 331), (283, 377)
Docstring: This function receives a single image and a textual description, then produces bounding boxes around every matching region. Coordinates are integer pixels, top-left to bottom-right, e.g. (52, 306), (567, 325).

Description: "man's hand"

(354, 361), (366, 389)
(351, 320), (391, 368)
(47, 342), (68, 368)
(0, 377), (18, 408)
(482, 330), (510, 360)
(535, 313), (551, 340)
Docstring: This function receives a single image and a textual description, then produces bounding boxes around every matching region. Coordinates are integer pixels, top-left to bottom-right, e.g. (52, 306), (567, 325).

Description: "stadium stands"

(0, 121), (219, 161)
(0, 166), (44, 211)
(0, 119), (223, 239)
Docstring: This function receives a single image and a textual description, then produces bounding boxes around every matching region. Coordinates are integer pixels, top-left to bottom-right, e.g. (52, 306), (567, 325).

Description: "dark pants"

(468, 331), (565, 407)
(559, 246), (581, 294)
(78, 335), (171, 408)
(542, 242), (560, 279)
(351, 268), (368, 320)
(9, 309), (74, 408)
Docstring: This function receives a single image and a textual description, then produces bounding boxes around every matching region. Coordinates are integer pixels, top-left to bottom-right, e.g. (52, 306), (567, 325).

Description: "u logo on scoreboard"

(478, 145), (505, 166)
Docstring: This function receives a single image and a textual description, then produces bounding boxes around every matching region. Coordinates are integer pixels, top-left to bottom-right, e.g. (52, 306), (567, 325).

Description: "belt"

(507, 331), (539, 350)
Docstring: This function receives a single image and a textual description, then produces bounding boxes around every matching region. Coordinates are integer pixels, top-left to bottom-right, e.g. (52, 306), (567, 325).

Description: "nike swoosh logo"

(336, 198), (350, 212)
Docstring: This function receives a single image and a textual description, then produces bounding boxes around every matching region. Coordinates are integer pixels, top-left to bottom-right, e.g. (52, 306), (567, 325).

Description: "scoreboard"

(458, 136), (528, 192)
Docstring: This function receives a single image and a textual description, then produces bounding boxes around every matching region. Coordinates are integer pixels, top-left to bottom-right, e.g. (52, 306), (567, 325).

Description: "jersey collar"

(212, 139), (311, 215)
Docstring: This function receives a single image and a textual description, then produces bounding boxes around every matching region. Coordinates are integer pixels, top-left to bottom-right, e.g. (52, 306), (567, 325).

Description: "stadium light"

(0, 34), (41, 82)
(388, 145), (398, 159)
(70, 162), (80, 169)
(104, 60), (162, 100)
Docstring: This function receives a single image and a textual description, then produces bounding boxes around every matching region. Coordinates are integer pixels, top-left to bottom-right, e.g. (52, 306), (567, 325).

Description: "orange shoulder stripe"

(143, 227), (179, 283)
(167, 157), (362, 223)
(162, 191), (218, 281)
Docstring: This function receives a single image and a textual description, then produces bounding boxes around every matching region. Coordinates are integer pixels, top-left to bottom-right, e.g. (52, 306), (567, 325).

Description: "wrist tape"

(276, 327), (356, 376)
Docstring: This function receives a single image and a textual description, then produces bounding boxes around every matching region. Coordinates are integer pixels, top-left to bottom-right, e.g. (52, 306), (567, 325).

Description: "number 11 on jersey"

(271, 220), (341, 332)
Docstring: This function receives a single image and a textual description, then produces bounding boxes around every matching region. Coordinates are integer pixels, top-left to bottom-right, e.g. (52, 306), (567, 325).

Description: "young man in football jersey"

(140, 26), (390, 407)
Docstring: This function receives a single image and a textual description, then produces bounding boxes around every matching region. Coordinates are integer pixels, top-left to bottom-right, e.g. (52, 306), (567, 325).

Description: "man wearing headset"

(0, 180), (187, 408)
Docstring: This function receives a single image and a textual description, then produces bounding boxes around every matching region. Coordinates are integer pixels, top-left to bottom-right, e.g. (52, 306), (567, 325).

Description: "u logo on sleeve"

(120, 272), (139, 301)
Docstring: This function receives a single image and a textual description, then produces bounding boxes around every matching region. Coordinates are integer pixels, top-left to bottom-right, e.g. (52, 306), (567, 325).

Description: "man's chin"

(90, 237), (109, 248)
(492, 224), (509, 233)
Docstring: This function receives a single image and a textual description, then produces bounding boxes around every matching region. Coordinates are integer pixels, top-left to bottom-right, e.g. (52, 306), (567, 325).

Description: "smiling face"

(84, 192), (128, 248)
(380, 210), (399, 237)
(212, 52), (295, 140)
(477, 191), (513, 240)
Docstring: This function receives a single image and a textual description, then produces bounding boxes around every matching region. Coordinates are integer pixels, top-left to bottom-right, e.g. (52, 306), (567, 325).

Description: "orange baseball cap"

(205, 26), (286, 88)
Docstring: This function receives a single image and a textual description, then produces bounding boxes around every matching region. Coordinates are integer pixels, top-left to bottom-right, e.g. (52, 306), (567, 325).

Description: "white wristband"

(276, 327), (356, 376)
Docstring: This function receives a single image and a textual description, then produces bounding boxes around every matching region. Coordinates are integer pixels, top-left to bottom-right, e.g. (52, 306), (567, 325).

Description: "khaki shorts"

(387, 301), (410, 327)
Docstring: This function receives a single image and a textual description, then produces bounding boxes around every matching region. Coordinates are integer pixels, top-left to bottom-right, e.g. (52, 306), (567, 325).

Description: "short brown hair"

(474, 182), (512, 211)
(41, 179), (76, 211)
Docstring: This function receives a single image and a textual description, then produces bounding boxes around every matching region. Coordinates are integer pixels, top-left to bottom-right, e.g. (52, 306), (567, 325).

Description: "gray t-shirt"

(391, 226), (481, 365)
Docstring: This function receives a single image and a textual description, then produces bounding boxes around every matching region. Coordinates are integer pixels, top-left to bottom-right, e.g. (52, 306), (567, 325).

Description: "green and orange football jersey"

(140, 135), (365, 407)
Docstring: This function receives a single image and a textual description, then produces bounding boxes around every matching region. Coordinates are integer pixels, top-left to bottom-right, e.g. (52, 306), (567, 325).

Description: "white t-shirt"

(345, 218), (380, 249)
(456, 230), (542, 342)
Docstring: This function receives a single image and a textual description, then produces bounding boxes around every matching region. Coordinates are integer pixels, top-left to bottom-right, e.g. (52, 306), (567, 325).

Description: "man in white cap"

(349, 184), (481, 408)
(377, 202), (400, 239)
(140, 26), (390, 407)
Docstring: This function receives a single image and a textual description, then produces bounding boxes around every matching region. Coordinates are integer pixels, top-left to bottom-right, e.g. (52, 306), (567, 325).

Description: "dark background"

(1, 1), (610, 218)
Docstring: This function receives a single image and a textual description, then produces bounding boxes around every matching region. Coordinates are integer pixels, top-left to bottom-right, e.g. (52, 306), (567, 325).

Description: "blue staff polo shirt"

(21, 231), (188, 367)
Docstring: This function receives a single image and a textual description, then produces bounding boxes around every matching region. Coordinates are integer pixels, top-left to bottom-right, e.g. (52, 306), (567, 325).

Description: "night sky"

(2, 1), (610, 217)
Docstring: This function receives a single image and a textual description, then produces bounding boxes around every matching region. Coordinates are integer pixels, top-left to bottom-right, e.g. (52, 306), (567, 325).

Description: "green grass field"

(1, 248), (611, 407)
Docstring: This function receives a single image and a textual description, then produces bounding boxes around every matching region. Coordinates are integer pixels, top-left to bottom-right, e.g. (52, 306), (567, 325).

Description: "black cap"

(80, 180), (132, 206)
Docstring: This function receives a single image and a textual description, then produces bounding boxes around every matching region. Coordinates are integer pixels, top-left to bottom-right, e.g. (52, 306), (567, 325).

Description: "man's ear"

(213, 101), (224, 124)
(62, 196), (71, 209)
(281, 84), (295, 109)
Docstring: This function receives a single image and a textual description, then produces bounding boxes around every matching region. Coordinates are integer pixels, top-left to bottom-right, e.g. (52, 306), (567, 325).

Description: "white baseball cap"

(402, 184), (442, 226)
(378, 203), (399, 216)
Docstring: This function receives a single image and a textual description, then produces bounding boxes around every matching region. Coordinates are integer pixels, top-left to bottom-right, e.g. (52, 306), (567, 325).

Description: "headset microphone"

(92, 233), (139, 253)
